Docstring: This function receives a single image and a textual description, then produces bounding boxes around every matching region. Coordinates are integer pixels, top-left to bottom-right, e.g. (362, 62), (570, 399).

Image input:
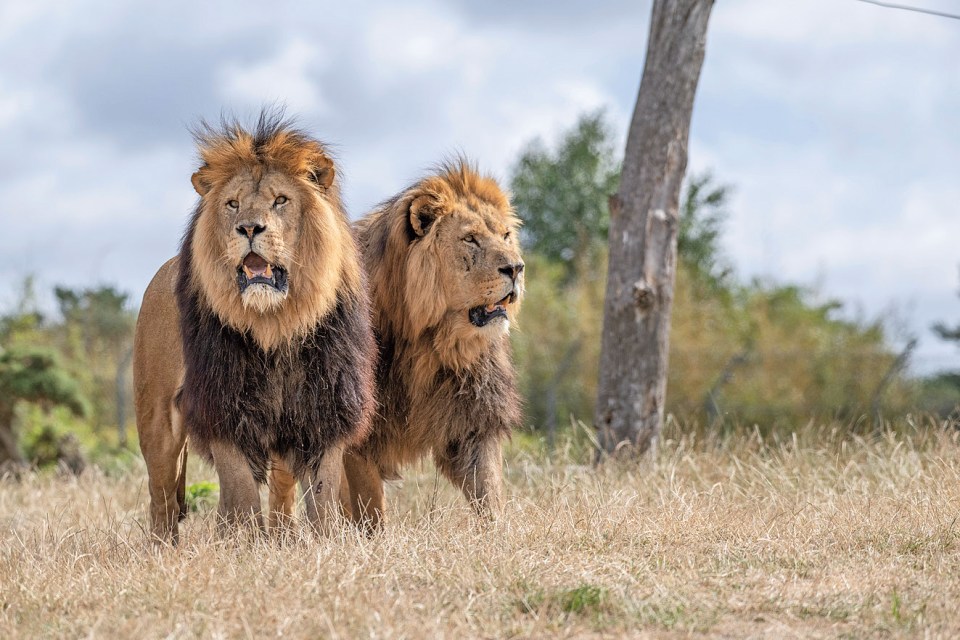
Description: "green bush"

(186, 481), (219, 512)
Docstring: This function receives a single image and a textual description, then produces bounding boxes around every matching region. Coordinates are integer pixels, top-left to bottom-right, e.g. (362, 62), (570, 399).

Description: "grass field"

(2, 421), (959, 639)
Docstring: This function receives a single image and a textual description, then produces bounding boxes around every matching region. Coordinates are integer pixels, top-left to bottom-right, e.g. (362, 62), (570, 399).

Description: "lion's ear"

(191, 169), (211, 196)
(307, 155), (335, 189)
(409, 194), (445, 237)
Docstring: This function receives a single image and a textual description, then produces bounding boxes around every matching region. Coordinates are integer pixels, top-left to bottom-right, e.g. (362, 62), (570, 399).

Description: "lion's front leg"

(268, 457), (298, 532)
(300, 442), (345, 534)
(209, 440), (263, 534)
(434, 435), (505, 521)
(343, 449), (386, 533)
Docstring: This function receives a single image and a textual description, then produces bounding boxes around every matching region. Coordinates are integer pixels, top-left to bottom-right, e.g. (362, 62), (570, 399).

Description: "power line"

(852, 0), (960, 20)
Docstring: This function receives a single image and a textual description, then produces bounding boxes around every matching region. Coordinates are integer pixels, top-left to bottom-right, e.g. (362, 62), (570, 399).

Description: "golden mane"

(357, 160), (519, 348)
(412, 161), (511, 215)
(190, 112), (336, 195)
(184, 111), (362, 351)
(341, 161), (524, 528)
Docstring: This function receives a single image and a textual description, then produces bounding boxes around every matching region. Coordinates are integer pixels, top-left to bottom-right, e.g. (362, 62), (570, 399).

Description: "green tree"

(511, 113), (732, 288)
(53, 286), (136, 444)
(0, 347), (88, 465)
(510, 111), (621, 276)
(678, 172), (733, 292)
(0, 276), (46, 347)
(55, 286), (133, 349)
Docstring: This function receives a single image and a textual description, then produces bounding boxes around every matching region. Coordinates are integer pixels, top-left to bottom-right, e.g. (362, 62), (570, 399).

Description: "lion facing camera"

(133, 111), (375, 543)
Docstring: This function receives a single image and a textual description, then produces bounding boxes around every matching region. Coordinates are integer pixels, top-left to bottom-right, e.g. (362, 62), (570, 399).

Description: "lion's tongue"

(485, 294), (511, 312)
(242, 253), (269, 277)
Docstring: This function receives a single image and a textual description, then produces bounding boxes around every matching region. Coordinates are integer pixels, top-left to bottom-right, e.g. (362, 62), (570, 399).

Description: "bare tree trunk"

(703, 350), (750, 426)
(0, 408), (22, 467)
(595, 0), (714, 458)
(871, 338), (916, 430)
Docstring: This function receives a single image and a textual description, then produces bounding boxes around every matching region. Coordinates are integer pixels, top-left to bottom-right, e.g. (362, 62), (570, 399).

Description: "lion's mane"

(353, 161), (522, 478)
(175, 112), (375, 482)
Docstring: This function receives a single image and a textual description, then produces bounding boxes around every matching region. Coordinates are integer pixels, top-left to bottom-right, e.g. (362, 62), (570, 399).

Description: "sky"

(1, 0), (958, 374)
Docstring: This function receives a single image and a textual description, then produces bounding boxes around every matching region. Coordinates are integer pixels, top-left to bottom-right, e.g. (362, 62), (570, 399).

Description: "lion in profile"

(134, 111), (375, 543)
(271, 161), (524, 530)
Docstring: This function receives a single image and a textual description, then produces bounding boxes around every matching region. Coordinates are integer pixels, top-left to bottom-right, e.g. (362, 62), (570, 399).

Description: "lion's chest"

(227, 345), (320, 426)
(188, 327), (336, 440)
(378, 350), (519, 448)
(178, 294), (372, 481)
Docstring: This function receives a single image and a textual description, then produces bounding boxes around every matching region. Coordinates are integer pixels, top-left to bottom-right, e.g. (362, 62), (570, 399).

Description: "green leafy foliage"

(0, 347), (88, 417)
(512, 253), (604, 440)
(678, 172), (733, 292)
(510, 111), (620, 276)
(916, 373), (960, 418)
(53, 286), (136, 436)
(16, 403), (139, 474)
(0, 280), (135, 467)
(185, 481), (220, 512)
(669, 277), (913, 430)
(0, 345), (90, 465)
(20, 422), (86, 473)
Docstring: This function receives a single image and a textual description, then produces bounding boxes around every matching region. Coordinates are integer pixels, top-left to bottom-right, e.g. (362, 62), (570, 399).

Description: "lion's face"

(203, 169), (308, 314)
(421, 205), (524, 337)
(395, 168), (524, 349)
(184, 123), (360, 350)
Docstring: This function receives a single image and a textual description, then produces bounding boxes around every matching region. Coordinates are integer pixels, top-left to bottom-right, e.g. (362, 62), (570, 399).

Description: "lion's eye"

(227, 200), (239, 210)
(463, 235), (478, 246)
(274, 196), (288, 206)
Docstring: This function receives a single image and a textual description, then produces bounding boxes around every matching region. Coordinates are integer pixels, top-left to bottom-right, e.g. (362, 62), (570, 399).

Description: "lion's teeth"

(265, 264), (273, 278)
(242, 266), (254, 279)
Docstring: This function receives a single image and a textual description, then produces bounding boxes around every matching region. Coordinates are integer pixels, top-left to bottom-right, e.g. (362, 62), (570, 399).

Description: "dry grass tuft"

(2, 423), (960, 638)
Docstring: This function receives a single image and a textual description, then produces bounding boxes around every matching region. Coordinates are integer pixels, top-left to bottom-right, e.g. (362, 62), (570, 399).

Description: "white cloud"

(220, 39), (328, 115)
(0, 84), (35, 128)
(362, 4), (496, 81)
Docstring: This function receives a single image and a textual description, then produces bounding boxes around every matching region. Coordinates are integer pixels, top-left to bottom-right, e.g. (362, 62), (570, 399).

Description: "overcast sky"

(2, 0), (958, 373)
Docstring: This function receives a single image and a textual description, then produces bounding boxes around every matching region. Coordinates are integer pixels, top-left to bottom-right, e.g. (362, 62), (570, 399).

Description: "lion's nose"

(236, 223), (266, 239)
(499, 262), (525, 281)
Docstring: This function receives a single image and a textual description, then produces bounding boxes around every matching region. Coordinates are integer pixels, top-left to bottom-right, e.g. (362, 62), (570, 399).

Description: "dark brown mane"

(175, 272), (375, 481)
(175, 109), (375, 482)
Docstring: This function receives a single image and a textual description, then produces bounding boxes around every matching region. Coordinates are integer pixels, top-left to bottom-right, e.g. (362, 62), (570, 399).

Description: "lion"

(270, 160), (524, 530)
(133, 111), (376, 543)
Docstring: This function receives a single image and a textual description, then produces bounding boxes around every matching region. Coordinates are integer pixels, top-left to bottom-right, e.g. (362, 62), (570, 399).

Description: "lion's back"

(134, 257), (183, 416)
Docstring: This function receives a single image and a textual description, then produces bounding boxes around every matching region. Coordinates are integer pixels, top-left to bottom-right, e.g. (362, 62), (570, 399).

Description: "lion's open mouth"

(468, 291), (516, 327)
(237, 252), (288, 294)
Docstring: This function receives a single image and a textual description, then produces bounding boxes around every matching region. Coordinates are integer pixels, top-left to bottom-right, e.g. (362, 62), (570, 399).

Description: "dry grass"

(2, 423), (960, 639)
